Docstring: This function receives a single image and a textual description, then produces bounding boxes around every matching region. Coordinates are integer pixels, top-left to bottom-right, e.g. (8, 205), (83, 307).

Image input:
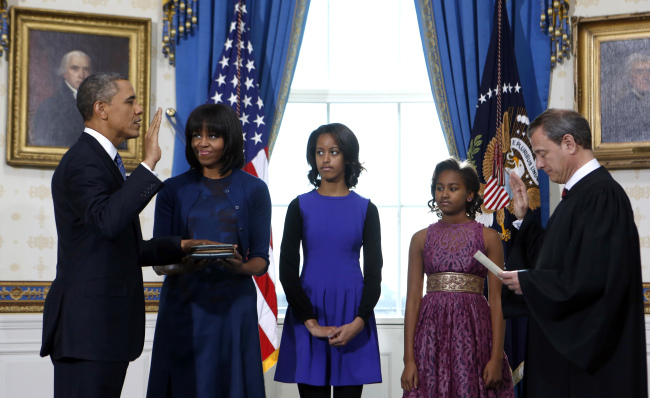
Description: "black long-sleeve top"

(278, 197), (382, 324)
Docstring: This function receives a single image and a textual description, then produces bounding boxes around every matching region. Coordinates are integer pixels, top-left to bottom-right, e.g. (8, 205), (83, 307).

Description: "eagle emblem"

(475, 107), (541, 241)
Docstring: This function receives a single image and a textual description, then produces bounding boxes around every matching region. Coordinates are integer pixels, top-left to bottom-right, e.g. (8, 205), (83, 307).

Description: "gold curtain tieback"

(426, 272), (484, 294)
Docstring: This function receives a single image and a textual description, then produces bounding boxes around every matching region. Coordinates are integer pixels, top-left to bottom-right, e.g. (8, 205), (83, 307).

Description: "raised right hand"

(143, 107), (163, 171)
(401, 360), (419, 392)
(509, 171), (529, 220)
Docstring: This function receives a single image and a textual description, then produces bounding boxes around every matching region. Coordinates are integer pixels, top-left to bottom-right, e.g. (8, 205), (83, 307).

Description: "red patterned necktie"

(562, 188), (568, 198)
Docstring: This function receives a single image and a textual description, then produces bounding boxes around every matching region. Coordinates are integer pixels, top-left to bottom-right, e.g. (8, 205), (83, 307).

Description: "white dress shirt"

(84, 127), (158, 177)
(563, 158), (600, 191)
(512, 158), (600, 229)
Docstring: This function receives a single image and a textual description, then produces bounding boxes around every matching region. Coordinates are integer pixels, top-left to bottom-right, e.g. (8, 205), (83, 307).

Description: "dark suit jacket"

(41, 133), (184, 362)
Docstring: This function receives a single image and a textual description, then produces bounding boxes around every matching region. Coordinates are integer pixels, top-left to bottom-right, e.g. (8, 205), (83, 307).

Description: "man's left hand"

(180, 239), (220, 252)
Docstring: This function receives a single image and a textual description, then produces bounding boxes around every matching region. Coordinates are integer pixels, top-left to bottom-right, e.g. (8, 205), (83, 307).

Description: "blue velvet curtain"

(171, 0), (310, 176)
(414, 0), (551, 223)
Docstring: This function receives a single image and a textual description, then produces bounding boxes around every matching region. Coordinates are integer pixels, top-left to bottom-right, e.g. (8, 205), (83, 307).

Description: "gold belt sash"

(426, 272), (484, 294)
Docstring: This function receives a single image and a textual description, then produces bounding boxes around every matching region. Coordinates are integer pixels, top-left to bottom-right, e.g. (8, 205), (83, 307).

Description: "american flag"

(207, 2), (279, 371)
(467, 0), (540, 389)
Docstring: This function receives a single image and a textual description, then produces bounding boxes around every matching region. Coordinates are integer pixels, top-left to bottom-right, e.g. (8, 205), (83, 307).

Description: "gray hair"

(527, 108), (592, 150)
(57, 50), (92, 76)
(627, 52), (650, 73)
(76, 72), (126, 121)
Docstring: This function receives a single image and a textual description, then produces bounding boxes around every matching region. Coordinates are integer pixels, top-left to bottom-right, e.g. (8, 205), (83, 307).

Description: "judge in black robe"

(501, 108), (647, 398)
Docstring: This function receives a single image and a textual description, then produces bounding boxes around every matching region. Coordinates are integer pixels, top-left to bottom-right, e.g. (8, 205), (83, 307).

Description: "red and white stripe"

(243, 148), (279, 372)
(483, 176), (510, 211)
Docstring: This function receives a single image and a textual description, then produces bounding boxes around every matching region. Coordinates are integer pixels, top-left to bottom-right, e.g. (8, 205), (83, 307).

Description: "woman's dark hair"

(428, 157), (483, 220)
(185, 104), (245, 174)
(306, 123), (365, 188)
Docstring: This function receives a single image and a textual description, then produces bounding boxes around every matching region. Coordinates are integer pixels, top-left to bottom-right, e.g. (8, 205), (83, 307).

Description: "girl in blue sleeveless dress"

(275, 123), (382, 398)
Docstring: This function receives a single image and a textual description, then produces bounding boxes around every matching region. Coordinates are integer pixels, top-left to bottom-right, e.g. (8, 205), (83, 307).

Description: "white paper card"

(473, 251), (503, 280)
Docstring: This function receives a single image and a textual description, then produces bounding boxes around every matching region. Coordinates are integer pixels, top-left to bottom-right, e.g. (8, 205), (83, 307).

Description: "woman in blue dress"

(275, 123), (382, 398)
(147, 104), (271, 398)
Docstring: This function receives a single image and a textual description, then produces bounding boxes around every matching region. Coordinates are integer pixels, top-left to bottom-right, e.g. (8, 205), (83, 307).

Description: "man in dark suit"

(40, 72), (211, 398)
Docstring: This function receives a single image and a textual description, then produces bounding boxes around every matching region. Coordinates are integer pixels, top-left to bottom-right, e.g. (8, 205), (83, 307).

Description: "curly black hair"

(427, 157), (484, 220)
(306, 123), (365, 188)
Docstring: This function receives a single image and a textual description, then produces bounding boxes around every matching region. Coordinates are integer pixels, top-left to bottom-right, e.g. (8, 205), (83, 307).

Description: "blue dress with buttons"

(147, 169), (271, 398)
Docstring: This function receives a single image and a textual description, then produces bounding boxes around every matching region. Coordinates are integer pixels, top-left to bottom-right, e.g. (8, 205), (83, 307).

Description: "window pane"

(374, 206), (400, 317)
(398, 0), (432, 91)
(271, 205), (289, 317)
(272, 0), (446, 320)
(328, 0), (400, 90)
(330, 103), (399, 206)
(294, 0), (431, 93)
(399, 207), (437, 314)
(291, 0), (329, 89)
(269, 103), (327, 205)
(400, 102), (448, 206)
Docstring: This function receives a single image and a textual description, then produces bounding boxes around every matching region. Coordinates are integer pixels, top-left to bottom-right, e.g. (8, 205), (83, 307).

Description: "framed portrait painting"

(574, 13), (650, 169)
(6, 7), (151, 169)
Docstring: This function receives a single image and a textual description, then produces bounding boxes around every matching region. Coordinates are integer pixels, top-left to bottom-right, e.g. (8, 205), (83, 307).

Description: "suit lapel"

(80, 133), (141, 247)
(79, 133), (125, 186)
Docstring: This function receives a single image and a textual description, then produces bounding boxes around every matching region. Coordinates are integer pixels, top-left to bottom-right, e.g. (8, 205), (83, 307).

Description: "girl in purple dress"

(275, 123), (382, 398)
(401, 158), (514, 398)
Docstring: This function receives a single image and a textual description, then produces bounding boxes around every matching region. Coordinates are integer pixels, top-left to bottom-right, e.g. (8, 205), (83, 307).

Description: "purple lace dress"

(404, 221), (514, 398)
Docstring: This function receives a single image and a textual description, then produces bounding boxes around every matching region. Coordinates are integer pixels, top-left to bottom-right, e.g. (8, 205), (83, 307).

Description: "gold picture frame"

(574, 13), (650, 169)
(6, 7), (151, 169)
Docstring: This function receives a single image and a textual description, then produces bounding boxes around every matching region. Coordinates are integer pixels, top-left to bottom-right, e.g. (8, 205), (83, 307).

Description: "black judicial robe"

(503, 166), (647, 398)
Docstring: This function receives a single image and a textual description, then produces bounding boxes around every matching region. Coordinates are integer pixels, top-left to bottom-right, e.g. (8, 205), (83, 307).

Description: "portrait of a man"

(600, 39), (650, 144)
(27, 30), (129, 149)
(6, 8), (151, 168)
(29, 51), (92, 147)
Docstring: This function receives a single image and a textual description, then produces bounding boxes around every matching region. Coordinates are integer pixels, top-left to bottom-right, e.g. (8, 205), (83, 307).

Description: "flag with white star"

(207, 1), (279, 371)
(467, 0), (540, 240)
(467, 0), (540, 390)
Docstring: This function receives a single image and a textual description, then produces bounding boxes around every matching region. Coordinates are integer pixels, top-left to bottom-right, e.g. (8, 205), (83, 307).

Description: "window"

(268, 0), (450, 319)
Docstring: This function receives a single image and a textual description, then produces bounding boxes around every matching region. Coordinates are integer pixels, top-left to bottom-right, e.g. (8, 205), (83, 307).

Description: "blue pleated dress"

(275, 190), (382, 386)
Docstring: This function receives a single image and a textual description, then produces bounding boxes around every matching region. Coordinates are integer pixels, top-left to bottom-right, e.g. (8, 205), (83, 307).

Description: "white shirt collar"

(84, 127), (118, 161)
(64, 80), (78, 99)
(564, 158), (600, 191)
